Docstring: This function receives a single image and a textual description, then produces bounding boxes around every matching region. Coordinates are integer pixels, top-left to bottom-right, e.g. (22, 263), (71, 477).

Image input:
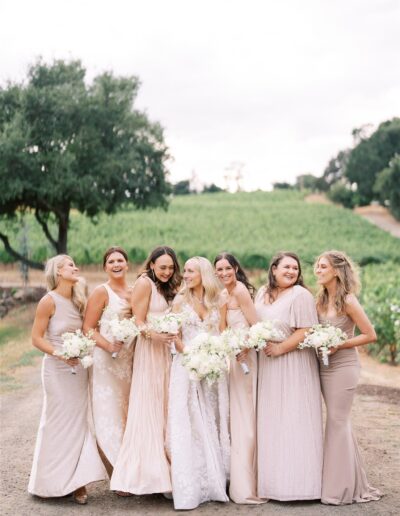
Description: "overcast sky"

(1, 0), (399, 190)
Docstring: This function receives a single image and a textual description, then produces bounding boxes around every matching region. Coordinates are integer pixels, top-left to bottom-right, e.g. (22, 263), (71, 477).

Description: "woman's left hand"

(264, 342), (282, 357)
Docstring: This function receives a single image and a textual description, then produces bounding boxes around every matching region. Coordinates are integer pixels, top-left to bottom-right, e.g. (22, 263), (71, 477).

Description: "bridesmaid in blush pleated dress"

(28, 255), (106, 505)
(315, 250), (381, 505)
(214, 252), (264, 505)
(83, 247), (133, 476)
(256, 252), (323, 501)
(110, 246), (181, 495)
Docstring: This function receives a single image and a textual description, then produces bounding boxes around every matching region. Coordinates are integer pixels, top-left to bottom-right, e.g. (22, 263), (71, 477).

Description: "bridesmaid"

(256, 252), (323, 500)
(28, 255), (106, 504)
(110, 246), (181, 495)
(214, 252), (263, 505)
(315, 250), (381, 505)
(168, 256), (230, 510)
(83, 246), (133, 476)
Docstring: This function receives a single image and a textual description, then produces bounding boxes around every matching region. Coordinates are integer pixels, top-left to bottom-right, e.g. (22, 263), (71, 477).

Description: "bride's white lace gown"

(167, 302), (230, 510)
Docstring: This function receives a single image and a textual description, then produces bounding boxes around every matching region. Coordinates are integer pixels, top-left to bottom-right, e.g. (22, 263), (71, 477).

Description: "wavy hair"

(315, 250), (360, 314)
(213, 252), (255, 299)
(45, 255), (86, 314)
(181, 256), (221, 310)
(140, 246), (181, 303)
(265, 251), (305, 302)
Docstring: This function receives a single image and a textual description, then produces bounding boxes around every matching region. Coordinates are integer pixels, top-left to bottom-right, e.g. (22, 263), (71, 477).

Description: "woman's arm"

(236, 285), (259, 326)
(340, 294), (377, 349)
(32, 295), (79, 365)
(83, 286), (122, 355)
(264, 328), (309, 356)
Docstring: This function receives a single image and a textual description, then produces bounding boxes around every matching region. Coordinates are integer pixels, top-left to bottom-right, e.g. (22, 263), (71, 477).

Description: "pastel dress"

(167, 302), (230, 510)
(227, 308), (263, 504)
(110, 277), (172, 494)
(319, 313), (382, 505)
(255, 284), (323, 501)
(91, 283), (134, 470)
(28, 291), (106, 497)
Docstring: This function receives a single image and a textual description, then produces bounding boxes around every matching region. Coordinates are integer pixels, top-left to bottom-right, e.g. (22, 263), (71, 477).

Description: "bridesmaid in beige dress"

(214, 252), (264, 505)
(83, 247), (134, 476)
(256, 252), (323, 501)
(315, 250), (381, 505)
(28, 255), (106, 504)
(110, 246), (181, 495)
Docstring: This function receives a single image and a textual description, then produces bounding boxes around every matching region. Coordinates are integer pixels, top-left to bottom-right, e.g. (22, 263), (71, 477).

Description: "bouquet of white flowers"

(54, 329), (96, 374)
(148, 312), (185, 355)
(221, 327), (251, 374)
(298, 324), (347, 366)
(247, 320), (285, 351)
(182, 332), (229, 385)
(108, 315), (140, 358)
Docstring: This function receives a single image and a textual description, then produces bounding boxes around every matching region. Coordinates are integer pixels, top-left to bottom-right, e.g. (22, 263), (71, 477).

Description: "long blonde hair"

(315, 250), (360, 314)
(180, 257), (221, 310)
(45, 255), (86, 314)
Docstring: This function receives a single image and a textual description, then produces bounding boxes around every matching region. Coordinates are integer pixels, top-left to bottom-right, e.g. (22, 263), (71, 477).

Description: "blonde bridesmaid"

(256, 252), (323, 500)
(315, 250), (381, 505)
(28, 255), (106, 504)
(214, 252), (264, 505)
(110, 246), (181, 495)
(83, 246), (133, 476)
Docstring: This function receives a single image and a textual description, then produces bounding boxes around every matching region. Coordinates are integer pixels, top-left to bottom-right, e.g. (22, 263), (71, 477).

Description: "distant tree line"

(172, 180), (225, 195)
(273, 118), (400, 220)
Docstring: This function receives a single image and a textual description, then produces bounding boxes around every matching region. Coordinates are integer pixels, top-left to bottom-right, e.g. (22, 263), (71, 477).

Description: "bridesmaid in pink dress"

(214, 252), (264, 505)
(110, 246), (181, 495)
(315, 250), (381, 505)
(256, 252), (323, 501)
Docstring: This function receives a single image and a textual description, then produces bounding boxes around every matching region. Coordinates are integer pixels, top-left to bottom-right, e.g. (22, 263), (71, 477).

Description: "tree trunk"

(56, 207), (69, 254)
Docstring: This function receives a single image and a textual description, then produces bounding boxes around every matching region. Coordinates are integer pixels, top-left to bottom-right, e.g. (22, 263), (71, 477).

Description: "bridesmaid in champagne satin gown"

(111, 246), (181, 495)
(315, 251), (381, 505)
(214, 252), (264, 505)
(28, 255), (106, 504)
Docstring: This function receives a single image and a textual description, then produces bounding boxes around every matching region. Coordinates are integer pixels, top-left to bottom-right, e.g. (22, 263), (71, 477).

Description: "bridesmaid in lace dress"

(28, 255), (106, 505)
(256, 252), (323, 501)
(315, 250), (381, 505)
(111, 246), (181, 495)
(168, 257), (230, 510)
(214, 252), (264, 505)
(83, 247), (133, 476)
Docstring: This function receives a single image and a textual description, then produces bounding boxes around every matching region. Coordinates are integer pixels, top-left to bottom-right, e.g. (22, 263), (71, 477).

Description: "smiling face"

(58, 257), (79, 284)
(272, 256), (299, 289)
(104, 251), (128, 279)
(315, 256), (337, 286)
(151, 254), (175, 283)
(214, 258), (237, 288)
(183, 259), (202, 290)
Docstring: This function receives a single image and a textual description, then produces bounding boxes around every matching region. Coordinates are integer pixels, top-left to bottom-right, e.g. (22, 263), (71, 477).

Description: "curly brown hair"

(140, 246), (182, 303)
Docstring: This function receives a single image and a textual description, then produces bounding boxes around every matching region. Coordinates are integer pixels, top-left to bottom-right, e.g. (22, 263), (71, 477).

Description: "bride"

(167, 256), (230, 510)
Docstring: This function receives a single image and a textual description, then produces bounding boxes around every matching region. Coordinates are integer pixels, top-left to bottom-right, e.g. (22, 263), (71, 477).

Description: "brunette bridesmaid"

(83, 247), (133, 476)
(214, 252), (264, 505)
(255, 252), (323, 500)
(28, 255), (106, 504)
(315, 250), (381, 505)
(110, 246), (181, 495)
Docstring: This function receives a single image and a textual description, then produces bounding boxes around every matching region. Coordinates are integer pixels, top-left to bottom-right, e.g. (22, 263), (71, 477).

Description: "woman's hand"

(319, 346), (339, 358)
(56, 355), (80, 366)
(173, 335), (184, 353)
(263, 342), (283, 357)
(151, 331), (176, 347)
(236, 349), (249, 363)
(107, 340), (124, 354)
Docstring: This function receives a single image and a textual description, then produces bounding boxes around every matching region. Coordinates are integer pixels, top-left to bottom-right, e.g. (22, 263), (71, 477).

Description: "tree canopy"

(0, 59), (171, 269)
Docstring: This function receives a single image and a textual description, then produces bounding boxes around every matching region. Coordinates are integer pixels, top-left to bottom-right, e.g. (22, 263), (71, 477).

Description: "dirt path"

(1, 350), (399, 516)
(355, 205), (400, 239)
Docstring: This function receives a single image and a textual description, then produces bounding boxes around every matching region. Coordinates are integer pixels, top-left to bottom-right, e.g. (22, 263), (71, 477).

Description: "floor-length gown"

(110, 277), (172, 494)
(319, 313), (381, 505)
(227, 308), (263, 504)
(255, 285), (323, 500)
(28, 291), (106, 497)
(167, 302), (230, 510)
(91, 283), (134, 470)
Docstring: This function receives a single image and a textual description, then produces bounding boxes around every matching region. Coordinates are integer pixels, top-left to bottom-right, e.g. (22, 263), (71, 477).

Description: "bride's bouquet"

(247, 321), (285, 351)
(147, 312), (185, 355)
(298, 324), (347, 366)
(182, 332), (229, 385)
(54, 329), (96, 374)
(108, 315), (140, 358)
(221, 327), (251, 375)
